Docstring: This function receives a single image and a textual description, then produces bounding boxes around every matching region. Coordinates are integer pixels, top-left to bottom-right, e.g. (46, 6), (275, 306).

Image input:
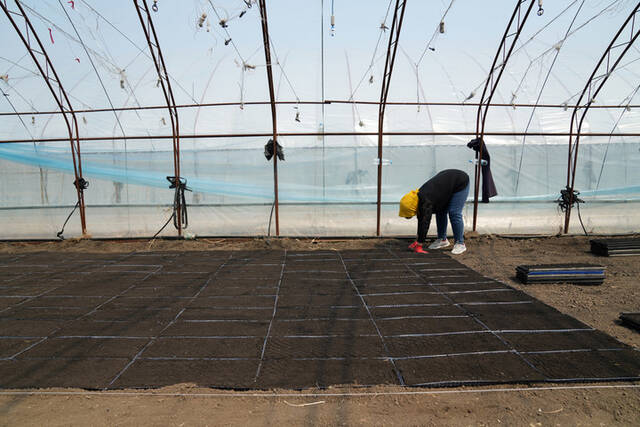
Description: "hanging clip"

(330, 15), (335, 37)
(198, 13), (207, 28)
(537, 0), (544, 16)
(152, 0), (158, 12)
(294, 104), (301, 122)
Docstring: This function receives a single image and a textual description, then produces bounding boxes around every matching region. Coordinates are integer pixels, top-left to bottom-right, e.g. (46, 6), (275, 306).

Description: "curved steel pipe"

(1, 0), (87, 236)
(258, 0), (280, 236)
(564, 3), (640, 233)
(133, 0), (183, 236)
(472, 0), (536, 231)
(376, 0), (407, 236)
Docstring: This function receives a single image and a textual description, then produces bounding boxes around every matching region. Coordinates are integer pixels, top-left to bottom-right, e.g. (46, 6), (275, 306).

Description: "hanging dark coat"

(467, 138), (498, 203)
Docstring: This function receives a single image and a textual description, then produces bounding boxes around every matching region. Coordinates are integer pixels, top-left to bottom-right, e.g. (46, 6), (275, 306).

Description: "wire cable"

(0, 53), (39, 77)
(0, 87), (36, 146)
(467, 0), (619, 103)
(58, 1), (128, 147)
(347, 0), (394, 101)
(514, 0), (585, 193)
(56, 201), (80, 240)
(207, 0), (248, 66)
(415, 0), (456, 67)
(58, 0), (131, 207)
(268, 38), (301, 103)
(595, 83), (640, 191)
(267, 200), (275, 237)
(76, 0), (199, 103)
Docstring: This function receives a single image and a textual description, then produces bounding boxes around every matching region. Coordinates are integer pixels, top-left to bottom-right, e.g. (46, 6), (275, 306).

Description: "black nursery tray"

(516, 263), (605, 285)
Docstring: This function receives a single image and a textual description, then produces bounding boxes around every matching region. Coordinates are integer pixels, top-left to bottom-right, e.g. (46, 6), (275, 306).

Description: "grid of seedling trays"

(516, 264), (606, 285)
(2, 250), (639, 390)
(591, 238), (640, 256)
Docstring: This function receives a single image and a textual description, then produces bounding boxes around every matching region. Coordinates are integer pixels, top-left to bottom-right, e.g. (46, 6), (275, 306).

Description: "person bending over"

(398, 169), (470, 255)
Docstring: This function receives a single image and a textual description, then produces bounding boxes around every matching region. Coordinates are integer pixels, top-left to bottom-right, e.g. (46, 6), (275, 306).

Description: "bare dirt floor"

(1, 234), (639, 426)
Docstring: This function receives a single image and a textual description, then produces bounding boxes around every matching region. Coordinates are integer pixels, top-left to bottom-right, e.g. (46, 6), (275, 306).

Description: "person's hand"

(408, 241), (420, 251)
(413, 244), (428, 254)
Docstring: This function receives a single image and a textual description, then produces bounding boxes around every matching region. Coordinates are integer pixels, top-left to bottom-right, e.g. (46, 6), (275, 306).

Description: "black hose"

(557, 186), (588, 236)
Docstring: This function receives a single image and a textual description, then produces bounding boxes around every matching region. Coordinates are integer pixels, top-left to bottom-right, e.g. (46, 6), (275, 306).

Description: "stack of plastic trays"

(591, 238), (640, 256)
(516, 263), (605, 285)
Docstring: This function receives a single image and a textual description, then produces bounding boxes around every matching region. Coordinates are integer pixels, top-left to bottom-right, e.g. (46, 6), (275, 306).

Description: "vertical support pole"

(564, 3), (640, 233)
(1, 0), (88, 236)
(133, 0), (183, 236)
(472, 0), (535, 231)
(258, 0), (279, 236)
(376, 0), (407, 236)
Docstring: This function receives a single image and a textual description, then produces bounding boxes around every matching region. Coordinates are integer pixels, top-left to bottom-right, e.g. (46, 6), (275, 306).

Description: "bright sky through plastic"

(2, 0), (639, 143)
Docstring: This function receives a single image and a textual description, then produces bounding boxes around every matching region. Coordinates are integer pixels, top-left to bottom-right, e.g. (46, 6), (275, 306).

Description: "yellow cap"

(398, 189), (419, 218)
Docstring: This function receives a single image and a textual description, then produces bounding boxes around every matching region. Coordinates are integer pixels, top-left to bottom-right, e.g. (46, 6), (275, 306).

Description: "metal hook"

(152, 0), (158, 12)
(537, 0), (543, 16)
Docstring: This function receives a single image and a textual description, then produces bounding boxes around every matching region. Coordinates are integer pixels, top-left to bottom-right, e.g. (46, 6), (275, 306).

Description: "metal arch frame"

(133, 0), (184, 236)
(376, 0), (407, 237)
(257, 0), (280, 237)
(1, 0), (88, 236)
(4, 100), (640, 117)
(6, 130), (640, 146)
(472, 0), (536, 232)
(564, 3), (640, 234)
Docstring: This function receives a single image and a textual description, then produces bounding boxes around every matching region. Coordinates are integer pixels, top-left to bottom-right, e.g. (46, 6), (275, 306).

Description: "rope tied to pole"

(167, 176), (190, 231)
(557, 186), (582, 213)
(56, 178), (89, 239)
(557, 186), (588, 236)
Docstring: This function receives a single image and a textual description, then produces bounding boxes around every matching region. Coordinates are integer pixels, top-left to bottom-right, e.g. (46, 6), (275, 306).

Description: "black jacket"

(467, 138), (498, 202)
(416, 169), (469, 242)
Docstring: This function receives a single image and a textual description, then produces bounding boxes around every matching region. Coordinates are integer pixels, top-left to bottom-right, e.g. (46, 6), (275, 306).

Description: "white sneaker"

(428, 238), (450, 250)
(451, 243), (466, 255)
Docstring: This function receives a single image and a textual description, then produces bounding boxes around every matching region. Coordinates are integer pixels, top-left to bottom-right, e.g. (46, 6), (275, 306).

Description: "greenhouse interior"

(1, 0), (639, 239)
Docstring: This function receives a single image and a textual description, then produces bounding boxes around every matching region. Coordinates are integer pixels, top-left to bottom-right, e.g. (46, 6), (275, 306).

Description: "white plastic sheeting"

(1, 0), (639, 238)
